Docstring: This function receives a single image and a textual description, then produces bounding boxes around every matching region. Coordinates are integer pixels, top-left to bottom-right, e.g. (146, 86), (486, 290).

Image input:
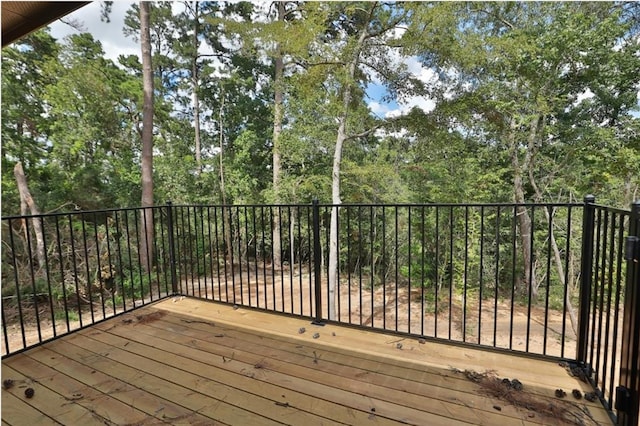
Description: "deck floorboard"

(2, 297), (612, 425)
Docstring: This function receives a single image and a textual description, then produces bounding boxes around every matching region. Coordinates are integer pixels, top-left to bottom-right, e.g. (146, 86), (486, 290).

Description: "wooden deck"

(2, 297), (612, 425)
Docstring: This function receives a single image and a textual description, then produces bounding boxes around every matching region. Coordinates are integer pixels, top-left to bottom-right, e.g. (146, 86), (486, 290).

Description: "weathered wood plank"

(23, 346), (218, 425)
(1, 298), (613, 426)
(1, 364), (104, 426)
(89, 324), (404, 425)
(5, 351), (151, 425)
(162, 298), (576, 384)
(65, 331), (333, 426)
(92, 317), (471, 426)
(155, 298), (611, 425)
(157, 309), (606, 415)
(48, 336), (280, 426)
(116, 314), (537, 425)
(0, 387), (60, 426)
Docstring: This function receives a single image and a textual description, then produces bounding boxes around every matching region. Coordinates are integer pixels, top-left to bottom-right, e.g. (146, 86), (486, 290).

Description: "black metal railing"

(313, 202), (584, 357)
(2, 197), (638, 424)
(169, 203), (317, 317)
(617, 201), (640, 426)
(166, 201), (584, 358)
(577, 198), (631, 416)
(1, 206), (173, 356)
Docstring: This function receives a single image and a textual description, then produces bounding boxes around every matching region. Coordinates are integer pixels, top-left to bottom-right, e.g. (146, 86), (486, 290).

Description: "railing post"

(312, 198), (324, 325)
(166, 201), (179, 295)
(617, 200), (640, 426)
(577, 194), (596, 365)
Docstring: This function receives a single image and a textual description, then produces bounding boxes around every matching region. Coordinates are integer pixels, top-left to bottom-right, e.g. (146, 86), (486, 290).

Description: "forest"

(2, 1), (639, 215)
(1, 2), (639, 350)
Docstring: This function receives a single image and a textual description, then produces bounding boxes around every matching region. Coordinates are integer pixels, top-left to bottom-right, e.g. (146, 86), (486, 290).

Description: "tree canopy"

(2, 1), (638, 215)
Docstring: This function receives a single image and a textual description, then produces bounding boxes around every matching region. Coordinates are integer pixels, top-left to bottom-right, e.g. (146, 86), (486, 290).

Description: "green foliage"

(1, 3), (637, 324)
(1, 30), (59, 214)
(3, 3), (635, 214)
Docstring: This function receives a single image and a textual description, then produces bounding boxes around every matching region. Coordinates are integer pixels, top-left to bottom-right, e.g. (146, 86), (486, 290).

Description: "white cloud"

(49, 1), (138, 63)
(369, 101), (393, 117)
(385, 96), (435, 118)
(375, 127), (408, 139)
(387, 26), (407, 41)
(576, 88), (595, 103)
(404, 56), (438, 85)
(367, 55), (439, 118)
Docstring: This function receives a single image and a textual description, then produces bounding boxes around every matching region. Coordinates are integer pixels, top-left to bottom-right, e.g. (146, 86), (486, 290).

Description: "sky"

(49, 1), (139, 63)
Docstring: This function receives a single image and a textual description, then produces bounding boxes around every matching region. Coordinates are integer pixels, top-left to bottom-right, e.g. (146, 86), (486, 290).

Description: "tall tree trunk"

(272, 1), (285, 270)
(14, 162), (46, 270)
(508, 117), (537, 299)
(218, 91), (232, 263)
(140, 1), (154, 273)
(528, 159), (579, 336)
(548, 206), (578, 336)
(192, 1), (202, 176)
(328, 14), (372, 320)
(218, 91), (226, 205)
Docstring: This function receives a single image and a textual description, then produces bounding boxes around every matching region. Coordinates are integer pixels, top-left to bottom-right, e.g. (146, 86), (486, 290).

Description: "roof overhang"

(2, 1), (90, 48)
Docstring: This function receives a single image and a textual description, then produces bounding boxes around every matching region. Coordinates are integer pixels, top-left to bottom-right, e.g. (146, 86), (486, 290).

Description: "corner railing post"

(577, 194), (596, 365)
(166, 201), (179, 295)
(617, 200), (640, 426)
(312, 198), (323, 324)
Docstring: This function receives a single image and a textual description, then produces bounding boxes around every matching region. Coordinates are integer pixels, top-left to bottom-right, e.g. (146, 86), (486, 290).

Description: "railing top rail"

(592, 204), (632, 216)
(6, 200), (619, 222)
(330, 202), (583, 208)
(1, 204), (166, 221)
(167, 203), (316, 209)
(168, 201), (584, 209)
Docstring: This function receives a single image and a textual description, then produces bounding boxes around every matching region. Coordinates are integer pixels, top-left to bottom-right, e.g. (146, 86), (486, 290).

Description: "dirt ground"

(173, 265), (580, 356)
(2, 292), (167, 356)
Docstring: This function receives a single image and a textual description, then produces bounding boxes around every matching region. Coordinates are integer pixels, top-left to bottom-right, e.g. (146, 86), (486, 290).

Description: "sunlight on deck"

(1, 297), (612, 425)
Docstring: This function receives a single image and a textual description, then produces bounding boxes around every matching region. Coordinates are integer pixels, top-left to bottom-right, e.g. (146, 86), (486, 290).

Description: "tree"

(190, 1), (203, 175)
(272, 1), (286, 270)
(1, 30), (59, 214)
(323, 2), (410, 319)
(44, 33), (142, 209)
(2, 1), (638, 321)
(172, 1), (241, 178)
(13, 162), (45, 270)
(140, 1), (154, 273)
(403, 2), (640, 304)
(224, 1), (327, 264)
